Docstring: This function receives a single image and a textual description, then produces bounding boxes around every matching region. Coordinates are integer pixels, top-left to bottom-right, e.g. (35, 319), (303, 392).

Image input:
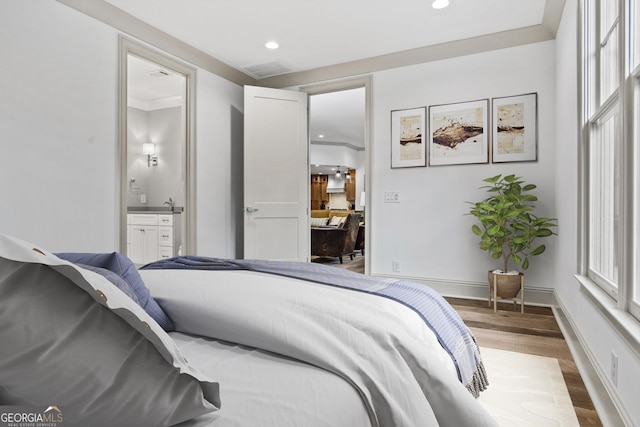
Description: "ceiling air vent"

(241, 61), (292, 79)
(149, 69), (171, 78)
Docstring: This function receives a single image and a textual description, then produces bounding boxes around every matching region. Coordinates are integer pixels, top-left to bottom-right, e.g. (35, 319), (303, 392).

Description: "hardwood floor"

(322, 257), (602, 426)
(312, 253), (365, 273)
(445, 297), (602, 427)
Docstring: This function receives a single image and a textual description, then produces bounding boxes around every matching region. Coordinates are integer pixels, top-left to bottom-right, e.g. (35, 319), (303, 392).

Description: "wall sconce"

(143, 143), (158, 167)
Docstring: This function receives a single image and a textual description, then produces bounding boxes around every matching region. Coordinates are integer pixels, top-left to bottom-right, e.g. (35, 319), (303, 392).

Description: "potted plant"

(466, 174), (557, 299)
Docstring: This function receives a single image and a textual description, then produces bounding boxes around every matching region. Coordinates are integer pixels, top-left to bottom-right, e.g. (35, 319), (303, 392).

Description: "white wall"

(0, 0), (243, 258)
(127, 106), (183, 208)
(195, 68), (244, 258)
(147, 106), (184, 207)
(369, 41), (557, 294)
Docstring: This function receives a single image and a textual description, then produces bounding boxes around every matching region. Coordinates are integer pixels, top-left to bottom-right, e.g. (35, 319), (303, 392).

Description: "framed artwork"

(391, 107), (427, 168)
(491, 93), (538, 163)
(428, 99), (489, 166)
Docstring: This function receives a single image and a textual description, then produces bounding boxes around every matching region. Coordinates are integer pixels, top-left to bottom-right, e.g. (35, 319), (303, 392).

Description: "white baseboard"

(371, 273), (555, 306)
(553, 294), (629, 426)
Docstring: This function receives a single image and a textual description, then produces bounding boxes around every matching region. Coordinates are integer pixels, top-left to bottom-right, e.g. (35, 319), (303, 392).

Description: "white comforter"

(141, 269), (497, 427)
(169, 332), (371, 427)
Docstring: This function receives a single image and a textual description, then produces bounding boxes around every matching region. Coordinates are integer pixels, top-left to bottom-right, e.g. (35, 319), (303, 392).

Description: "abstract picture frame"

(428, 99), (489, 166)
(491, 93), (538, 163)
(391, 107), (427, 168)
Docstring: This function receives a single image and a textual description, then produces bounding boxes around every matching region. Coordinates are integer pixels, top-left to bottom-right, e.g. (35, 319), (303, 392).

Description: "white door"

(243, 85), (309, 261)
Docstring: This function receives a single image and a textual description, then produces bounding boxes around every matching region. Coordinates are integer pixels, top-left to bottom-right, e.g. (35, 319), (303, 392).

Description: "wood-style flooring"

(324, 255), (602, 426)
(446, 297), (602, 427)
(312, 253), (365, 273)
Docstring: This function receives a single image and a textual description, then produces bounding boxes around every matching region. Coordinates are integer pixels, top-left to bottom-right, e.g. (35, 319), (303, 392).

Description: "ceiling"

(102, 0), (564, 83)
(128, 55), (185, 103)
(309, 88), (366, 148)
(110, 0), (564, 167)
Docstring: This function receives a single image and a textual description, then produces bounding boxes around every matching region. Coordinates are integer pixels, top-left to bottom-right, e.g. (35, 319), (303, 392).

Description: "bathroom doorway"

(118, 37), (196, 260)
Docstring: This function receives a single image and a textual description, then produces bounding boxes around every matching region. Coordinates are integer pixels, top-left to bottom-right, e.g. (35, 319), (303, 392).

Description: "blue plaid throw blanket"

(142, 256), (488, 397)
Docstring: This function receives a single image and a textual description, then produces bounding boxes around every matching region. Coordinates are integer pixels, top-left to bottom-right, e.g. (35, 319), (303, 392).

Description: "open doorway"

(118, 37), (196, 263)
(304, 79), (370, 274)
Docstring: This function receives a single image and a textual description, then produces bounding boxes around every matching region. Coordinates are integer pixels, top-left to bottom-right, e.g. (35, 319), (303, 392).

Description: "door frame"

(301, 76), (372, 274)
(117, 36), (197, 256)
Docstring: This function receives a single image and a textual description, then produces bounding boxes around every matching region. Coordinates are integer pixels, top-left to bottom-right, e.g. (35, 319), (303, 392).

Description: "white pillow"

(310, 217), (328, 227)
(329, 216), (346, 227)
(0, 233), (219, 427)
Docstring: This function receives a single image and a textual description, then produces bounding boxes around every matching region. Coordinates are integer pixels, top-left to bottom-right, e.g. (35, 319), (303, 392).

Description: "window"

(588, 104), (620, 297)
(582, 0), (639, 320)
(633, 71), (640, 318)
(632, 0), (640, 317)
(632, 0), (639, 70)
(599, 0), (619, 100)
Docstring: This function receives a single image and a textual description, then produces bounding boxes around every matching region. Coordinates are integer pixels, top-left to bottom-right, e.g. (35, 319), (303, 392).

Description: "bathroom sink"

(127, 206), (183, 213)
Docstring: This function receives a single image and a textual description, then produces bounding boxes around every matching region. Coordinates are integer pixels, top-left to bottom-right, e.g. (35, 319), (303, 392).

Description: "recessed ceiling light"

(432, 0), (449, 9)
(318, 134), (324, 138)
(265, 41), (279, 49)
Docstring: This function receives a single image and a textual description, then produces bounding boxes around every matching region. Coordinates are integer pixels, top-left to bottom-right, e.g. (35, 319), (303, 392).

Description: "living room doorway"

(303, 78), (370, 274)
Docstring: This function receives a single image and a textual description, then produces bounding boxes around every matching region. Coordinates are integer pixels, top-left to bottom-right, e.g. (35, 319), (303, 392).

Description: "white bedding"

(171, 332), (371, 427)
(141, 269), (498, 427)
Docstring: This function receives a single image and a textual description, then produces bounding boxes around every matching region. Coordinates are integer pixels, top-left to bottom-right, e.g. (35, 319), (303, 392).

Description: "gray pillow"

(0, 234), (220, 427)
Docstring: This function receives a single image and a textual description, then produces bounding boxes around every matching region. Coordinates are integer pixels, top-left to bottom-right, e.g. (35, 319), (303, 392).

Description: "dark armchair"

(311, 213), (362, 263)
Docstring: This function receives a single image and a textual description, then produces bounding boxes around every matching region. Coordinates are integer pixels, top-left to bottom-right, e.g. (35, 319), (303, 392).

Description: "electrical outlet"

(392, 260), (400, 272)
(611, 351), (618, 387)
(385, 191), (400, 203)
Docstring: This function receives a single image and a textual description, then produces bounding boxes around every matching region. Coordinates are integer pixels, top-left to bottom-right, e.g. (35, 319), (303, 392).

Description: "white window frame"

(631, 65), (640, 319)
(581, 0), (640, 322)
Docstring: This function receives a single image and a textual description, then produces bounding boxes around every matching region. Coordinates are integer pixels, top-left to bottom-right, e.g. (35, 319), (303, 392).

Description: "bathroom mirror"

(118, 37), (196, 262)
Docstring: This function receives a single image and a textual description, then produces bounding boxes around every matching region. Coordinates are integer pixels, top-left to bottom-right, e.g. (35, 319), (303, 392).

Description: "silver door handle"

(245, 207), (259, 213)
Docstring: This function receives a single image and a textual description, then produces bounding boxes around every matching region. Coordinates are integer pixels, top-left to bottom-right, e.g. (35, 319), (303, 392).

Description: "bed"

(0, 233), (498, 427)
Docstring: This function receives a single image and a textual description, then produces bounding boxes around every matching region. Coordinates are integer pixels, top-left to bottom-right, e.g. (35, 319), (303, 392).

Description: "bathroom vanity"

(127, 207), (182, 265)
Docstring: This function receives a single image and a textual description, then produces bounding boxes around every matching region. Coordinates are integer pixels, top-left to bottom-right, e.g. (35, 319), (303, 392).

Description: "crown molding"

(257, 24), (555, 88)
(57, 0), (564, 89)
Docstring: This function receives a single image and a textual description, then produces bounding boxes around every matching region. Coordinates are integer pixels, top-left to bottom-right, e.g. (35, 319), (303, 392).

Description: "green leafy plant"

(466, 174), (557, 272)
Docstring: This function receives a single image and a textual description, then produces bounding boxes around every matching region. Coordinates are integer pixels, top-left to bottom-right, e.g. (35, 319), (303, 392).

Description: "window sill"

(575, 274), (640, 358)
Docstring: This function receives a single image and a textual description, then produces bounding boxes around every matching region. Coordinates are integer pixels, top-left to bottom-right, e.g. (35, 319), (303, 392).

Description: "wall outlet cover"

(385, 191), (400, 203)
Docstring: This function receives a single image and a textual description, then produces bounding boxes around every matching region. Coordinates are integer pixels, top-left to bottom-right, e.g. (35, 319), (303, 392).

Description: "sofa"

(310, 209), (353, 227)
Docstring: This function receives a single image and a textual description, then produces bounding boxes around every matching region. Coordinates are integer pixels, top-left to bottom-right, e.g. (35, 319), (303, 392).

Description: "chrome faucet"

(163, 197), (174, 209)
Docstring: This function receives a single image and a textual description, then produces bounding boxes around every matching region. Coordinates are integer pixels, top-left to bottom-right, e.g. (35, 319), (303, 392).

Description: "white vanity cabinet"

(157, 214), (174, 260)
(127, 212), (181, 265)
(128, 214), (159, 265)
